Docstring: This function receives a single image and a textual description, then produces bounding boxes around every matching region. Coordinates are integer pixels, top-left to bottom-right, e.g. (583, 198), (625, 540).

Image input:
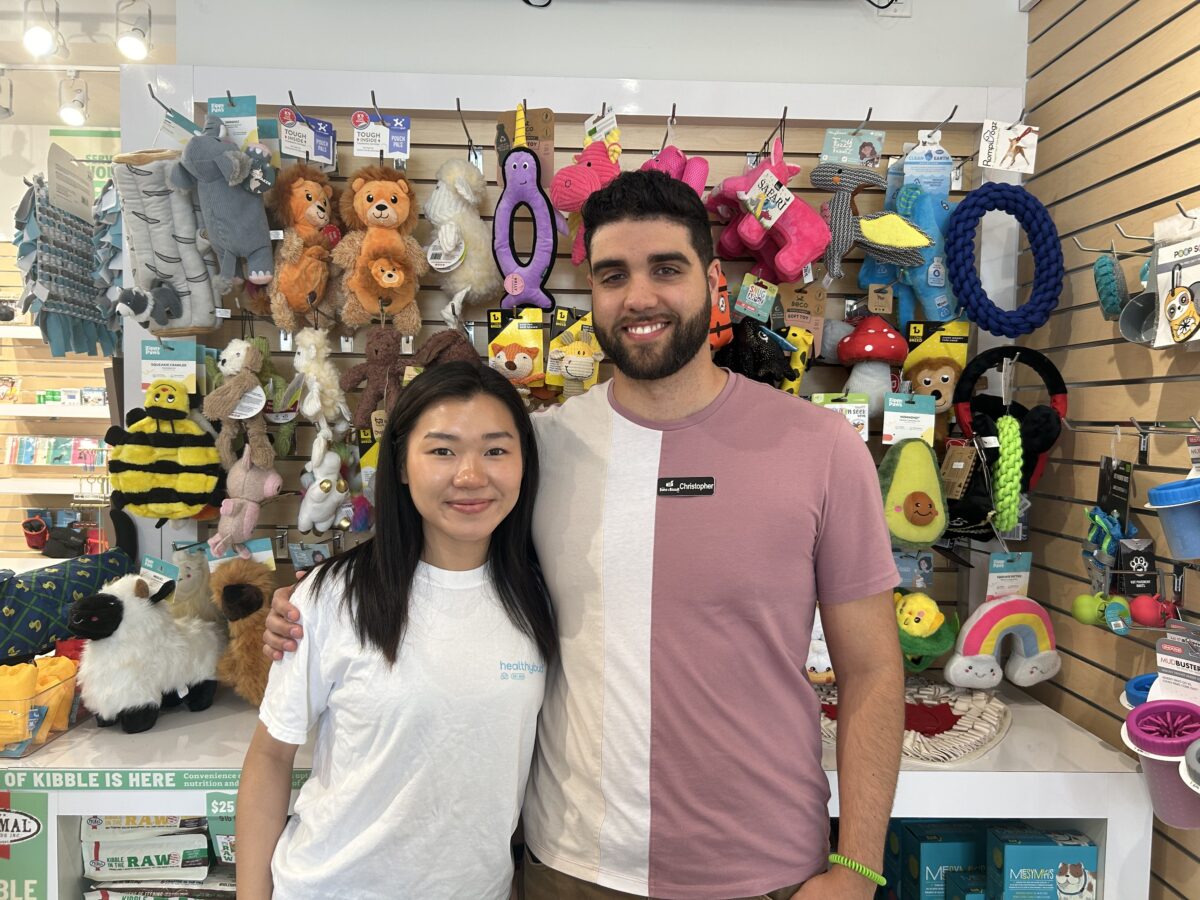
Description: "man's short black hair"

(582, 170), (714, 265)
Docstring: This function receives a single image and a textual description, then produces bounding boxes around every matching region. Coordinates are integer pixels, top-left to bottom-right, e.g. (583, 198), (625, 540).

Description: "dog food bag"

(80, 814), (208, 842)
(81, 833), (210, 882)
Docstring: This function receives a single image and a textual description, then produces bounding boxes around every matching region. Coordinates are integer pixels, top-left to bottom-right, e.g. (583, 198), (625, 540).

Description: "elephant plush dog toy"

(172, 115), (274, 294)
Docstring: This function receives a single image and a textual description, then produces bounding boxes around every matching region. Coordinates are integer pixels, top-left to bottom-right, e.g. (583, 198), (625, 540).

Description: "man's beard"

(593, 297), (711, 381)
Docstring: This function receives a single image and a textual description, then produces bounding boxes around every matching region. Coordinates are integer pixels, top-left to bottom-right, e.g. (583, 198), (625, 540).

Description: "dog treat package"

(80, 814), (208, 842)
(81, 833), (211, 882)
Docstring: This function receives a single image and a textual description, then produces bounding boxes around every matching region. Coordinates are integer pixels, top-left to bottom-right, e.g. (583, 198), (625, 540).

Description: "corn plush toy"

(106, 379), (223, 523)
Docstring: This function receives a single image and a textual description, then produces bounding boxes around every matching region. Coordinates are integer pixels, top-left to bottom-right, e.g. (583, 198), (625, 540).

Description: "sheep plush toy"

(69, 574), (225, 734)
(424, 159), (503, 327)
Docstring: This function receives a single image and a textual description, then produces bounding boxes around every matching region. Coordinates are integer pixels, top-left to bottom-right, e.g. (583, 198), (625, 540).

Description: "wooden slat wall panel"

(1024, 3), (1200, 892)
(181, 106), (978, 568)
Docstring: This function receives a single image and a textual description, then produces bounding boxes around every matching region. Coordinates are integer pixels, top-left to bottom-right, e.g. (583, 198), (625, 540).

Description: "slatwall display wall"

(1013, 2), (1200, 897)
(189, 103), (980, 590)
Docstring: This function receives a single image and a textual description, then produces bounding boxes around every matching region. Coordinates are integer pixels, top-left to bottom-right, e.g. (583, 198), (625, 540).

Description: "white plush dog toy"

(424, 159), (503, 327)
(294, 327), (352, 464)
(298, 448), (349, 534)
(69, 574), (225, 734)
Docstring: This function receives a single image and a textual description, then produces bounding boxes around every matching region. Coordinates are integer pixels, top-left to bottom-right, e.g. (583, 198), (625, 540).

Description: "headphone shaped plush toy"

(946, 346), (1067, 537)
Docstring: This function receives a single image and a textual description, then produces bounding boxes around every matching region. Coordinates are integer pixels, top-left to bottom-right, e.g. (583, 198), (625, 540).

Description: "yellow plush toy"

(106, 380), (223, 522)
(894, 591), (946, 638)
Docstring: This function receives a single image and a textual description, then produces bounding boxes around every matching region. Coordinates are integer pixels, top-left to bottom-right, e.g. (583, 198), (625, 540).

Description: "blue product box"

(901, 821), (984, 900)
(944, 869), (987, 900)
(987, 827), (1098, 899)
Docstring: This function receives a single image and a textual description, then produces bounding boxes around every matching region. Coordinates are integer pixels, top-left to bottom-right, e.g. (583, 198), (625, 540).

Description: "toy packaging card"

(978, 120), (1040, 175)
(905, 320), (970, 371)
(810, 393), (869, 441)
(902, 821), (984, 900)
(206, 95), (258, 150)
(488, 307), (549, 392)
(781, 282), (826, 349)
(141, 338), (198, 392)
(1114, 537), (1158, 597)
(986, 827), (1097, 900)
(821, 127), (887, 169)
(894, 551), (936, 590)
(1152, 234), (1200, 348)
(545, 311), (604, 400)
(904, 131), (954, 199)
(494, 106), (555, 190)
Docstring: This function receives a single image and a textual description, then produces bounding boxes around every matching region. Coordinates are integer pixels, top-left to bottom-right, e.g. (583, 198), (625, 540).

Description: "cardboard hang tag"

(940, 443), (977, 500)
(733, 273), (779, 322)
(739, 171), (795, 230)
(228, 385), (267, 420)
(881, 392), (936, 446)
(985, 552), (1032, 602)
(783, 283), (827, 348)
(868, 283), (894, 314)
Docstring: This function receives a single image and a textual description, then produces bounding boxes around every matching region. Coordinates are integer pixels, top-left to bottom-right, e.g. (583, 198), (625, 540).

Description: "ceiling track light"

(22, 0), (68, 60)
(116, 1), (153, 61)
(0, 70), (13, 121)
(58, 70), (88, 127)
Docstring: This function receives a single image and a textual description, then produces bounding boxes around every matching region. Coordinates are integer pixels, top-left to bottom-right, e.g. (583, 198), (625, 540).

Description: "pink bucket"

(1123, 700), (1200, 829)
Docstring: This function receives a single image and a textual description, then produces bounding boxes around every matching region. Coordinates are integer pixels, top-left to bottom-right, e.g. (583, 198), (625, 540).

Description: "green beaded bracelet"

(828, 853), (887, 887)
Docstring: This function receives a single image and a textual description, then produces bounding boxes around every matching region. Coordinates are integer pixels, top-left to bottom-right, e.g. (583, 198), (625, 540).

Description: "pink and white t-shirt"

(525, 372), (899, 899)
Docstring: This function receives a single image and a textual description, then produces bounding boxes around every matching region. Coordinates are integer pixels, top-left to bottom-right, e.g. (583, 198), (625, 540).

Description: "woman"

(236, 361), (556, 900)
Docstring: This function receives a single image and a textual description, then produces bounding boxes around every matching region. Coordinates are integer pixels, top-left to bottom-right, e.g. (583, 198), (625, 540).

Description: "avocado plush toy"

(879, 438), (947, 550)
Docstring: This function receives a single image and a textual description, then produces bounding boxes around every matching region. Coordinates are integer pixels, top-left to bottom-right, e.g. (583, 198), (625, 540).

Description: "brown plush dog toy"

(340, 326), (407, 430)
(265, 163), (341, 332)
(203, 338), (274, 471)
(332, 166), (428, 336)
(209, 556), (276, 706)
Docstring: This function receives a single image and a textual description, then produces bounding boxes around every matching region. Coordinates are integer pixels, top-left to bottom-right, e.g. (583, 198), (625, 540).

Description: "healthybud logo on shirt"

(500, 660), (546, 681)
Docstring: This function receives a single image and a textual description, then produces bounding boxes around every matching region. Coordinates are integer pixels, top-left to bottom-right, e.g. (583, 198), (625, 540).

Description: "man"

(265, 171), (904, 900)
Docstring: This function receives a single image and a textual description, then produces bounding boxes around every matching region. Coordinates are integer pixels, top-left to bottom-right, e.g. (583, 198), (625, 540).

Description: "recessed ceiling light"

(116, 1), (153, 61)
(58, 72), (88, 126)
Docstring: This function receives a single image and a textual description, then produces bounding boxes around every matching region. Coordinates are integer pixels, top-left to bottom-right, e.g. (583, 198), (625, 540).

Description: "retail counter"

(2, 687), (1149, 899)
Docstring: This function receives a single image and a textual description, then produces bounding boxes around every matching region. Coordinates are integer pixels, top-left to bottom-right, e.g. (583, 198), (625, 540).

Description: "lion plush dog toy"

(265, 163), (341, 332)
(332, 166), (428, 337)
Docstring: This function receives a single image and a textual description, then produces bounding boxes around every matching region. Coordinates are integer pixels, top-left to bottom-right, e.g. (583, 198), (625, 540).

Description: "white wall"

(177, 0), (1028, 88)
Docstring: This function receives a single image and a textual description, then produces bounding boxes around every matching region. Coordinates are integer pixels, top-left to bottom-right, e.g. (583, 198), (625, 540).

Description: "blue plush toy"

(895, 184), (959, 323)
(859, 252), (920, 333)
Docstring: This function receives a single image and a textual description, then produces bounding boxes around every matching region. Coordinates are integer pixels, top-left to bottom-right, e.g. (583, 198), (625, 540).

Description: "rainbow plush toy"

(493, 104), (561, 310)
(943, 595), (1061, 689)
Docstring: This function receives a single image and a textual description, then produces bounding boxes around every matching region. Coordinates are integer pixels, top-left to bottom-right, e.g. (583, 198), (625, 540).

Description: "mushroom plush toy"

(837, 315), (909, 419)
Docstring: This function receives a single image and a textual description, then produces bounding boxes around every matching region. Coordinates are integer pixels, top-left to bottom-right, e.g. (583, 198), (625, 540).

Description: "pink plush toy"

(641, 146), (709, 197)
(706, 138), (831, 283)
(549, 134), (622, 266)
(207, 446), (283, 559)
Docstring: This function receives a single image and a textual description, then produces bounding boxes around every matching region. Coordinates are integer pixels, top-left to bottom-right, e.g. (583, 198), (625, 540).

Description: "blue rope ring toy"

(945, 182), (1064, 338)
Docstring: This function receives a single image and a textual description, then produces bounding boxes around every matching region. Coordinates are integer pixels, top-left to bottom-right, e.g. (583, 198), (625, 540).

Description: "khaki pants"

(522, 853), (802, 900)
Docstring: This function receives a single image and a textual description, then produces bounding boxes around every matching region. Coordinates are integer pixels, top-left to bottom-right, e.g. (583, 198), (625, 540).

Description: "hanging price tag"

(739, 171), (795, 230)
(139, 555), (180, 594)
(868, 283), (894, 314)
(782, 282), (827, 348)
(207, 95), (259, 150)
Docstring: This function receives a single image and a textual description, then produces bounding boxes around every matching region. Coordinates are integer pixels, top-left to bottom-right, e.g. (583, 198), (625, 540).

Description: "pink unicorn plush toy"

(641, 146), (709, 198)
(706, 138), (831, 283)
(549, 133), (622, 266)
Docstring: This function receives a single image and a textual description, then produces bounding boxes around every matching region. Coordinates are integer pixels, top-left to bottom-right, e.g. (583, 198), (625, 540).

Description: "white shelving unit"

(0, 686), (1151, 899)
(0, 477), (84, 495)
(0, 326), (45, 340)
(0, 405), (109, 420)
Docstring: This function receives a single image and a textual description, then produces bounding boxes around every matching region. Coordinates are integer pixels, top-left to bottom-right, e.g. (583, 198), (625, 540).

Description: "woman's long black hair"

(309, 361), (556, 665)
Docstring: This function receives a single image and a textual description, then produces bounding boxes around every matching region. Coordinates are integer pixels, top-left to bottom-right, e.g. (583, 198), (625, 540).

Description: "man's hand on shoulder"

(262, 571), (306, 660)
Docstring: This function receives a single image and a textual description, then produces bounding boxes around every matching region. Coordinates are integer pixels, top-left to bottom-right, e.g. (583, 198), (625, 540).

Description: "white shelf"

(0, 477), (84, 495)
(0, 326), (44, 340)
(0, 404), (110, 419)
(0, 555), (59, 573)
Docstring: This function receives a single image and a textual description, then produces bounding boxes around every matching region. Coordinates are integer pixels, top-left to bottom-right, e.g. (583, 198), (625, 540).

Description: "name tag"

(657, 477), (716, 497)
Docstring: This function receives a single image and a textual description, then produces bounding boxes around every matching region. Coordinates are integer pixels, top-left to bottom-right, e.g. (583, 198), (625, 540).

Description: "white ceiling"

(0, 0), (176, 127)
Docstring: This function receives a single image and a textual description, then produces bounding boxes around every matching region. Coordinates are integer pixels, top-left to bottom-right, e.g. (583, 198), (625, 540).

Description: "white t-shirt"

(259, 562), (545, 900)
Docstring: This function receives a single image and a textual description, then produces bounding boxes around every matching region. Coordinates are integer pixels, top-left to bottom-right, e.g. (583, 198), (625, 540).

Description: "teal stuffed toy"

(895, 184), (958, 323)
(1093, 252), (1129, 321)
